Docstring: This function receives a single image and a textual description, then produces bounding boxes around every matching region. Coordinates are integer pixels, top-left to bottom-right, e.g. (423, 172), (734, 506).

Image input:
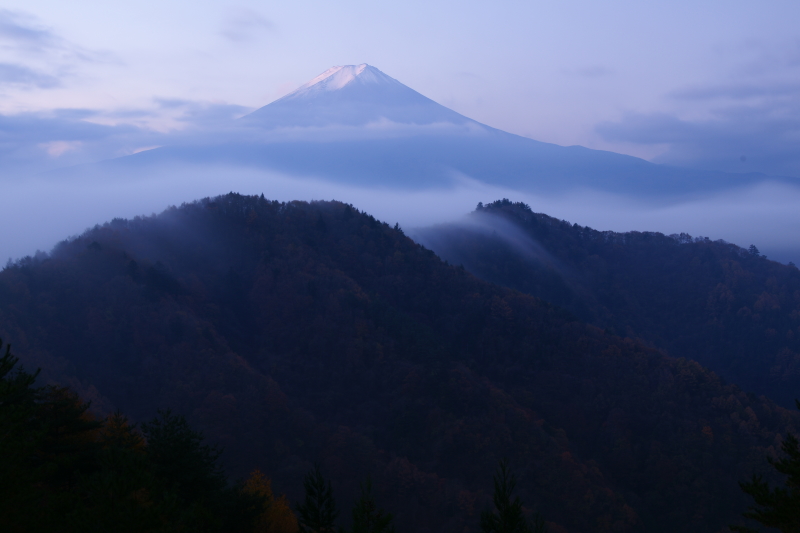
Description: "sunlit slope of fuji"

(61, 64), (788, 197)
(242, 64), (474, 128)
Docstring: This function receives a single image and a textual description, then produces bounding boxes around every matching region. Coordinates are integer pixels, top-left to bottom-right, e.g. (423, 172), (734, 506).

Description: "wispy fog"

(517, 181), (800, 264)
(3, 167), (800, 265)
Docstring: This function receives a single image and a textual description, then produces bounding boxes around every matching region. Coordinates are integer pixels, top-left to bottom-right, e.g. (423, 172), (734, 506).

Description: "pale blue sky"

(1, 0), (799, 177)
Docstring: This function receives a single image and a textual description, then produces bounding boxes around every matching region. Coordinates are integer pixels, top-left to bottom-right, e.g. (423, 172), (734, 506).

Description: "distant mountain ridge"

(61, 64), (784, 196)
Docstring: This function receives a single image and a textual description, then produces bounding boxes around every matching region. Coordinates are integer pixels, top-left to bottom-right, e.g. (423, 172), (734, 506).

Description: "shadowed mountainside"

(0, 193), (797, 532)
(413, 199), (800, 408)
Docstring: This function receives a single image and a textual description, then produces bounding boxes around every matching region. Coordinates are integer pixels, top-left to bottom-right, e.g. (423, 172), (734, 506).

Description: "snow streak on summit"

(71, 63), (784, 197)
(242, 64), (473, 128)
(279, 64), (403, 100)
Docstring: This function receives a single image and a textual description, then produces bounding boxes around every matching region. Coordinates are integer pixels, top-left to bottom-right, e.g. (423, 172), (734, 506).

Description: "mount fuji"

(243, 64), (473, 128)
(75, 64), (778, 196)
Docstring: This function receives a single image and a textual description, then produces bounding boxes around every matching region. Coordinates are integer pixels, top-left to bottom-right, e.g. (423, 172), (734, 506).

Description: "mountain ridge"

(1, 193), (797, 532)
(413, 199), (800, 407)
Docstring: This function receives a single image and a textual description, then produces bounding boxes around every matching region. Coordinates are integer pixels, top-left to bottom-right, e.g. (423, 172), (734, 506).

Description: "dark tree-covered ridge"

(0, 193), (798, 532)
(414, 198), (800, 408)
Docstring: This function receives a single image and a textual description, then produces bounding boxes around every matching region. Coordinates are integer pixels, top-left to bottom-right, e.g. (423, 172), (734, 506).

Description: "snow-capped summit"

(85, 63), (764, 199)
(279, 64), (402, 100)
(242, 64), (474, 128)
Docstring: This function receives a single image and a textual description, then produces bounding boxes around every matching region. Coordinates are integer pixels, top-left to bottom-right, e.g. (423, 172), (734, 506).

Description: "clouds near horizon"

(0, 2), (798, 180)
(0, 1), (799, 266)
(593, 36), (800, 177)
(0, 96), (260, 175)
(597, 101), (800, 178)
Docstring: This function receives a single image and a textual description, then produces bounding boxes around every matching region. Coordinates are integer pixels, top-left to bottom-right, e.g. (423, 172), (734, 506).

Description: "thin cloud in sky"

(0, 8), (114, 64)
(0, 62), (60, 88)
(0, 109), (159, 174)
(670, 81), (800, 101)
(152, 98), (253, 125)
(0, 9), (115, 93)
(595, 37), (800, 179)
(0, 10), (65, 89)
(565, 66), (615, 78)
(596, 98), (800, 178)
(735, 38), (800, 77)
(0, 95), (259, 175)
(219, 8), (274, 44)
(0, 9), (59, 53)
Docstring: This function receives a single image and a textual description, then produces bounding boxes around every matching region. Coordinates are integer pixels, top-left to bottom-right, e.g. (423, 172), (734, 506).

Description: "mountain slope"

(0, 193), (797, 532)
(58, 64), (785, 196)
(412, 199), (800, 408)
(242, 64), (473, 127)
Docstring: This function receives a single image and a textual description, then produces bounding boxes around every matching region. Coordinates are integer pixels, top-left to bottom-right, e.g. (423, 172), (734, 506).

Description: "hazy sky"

(2, 0), (799, 177)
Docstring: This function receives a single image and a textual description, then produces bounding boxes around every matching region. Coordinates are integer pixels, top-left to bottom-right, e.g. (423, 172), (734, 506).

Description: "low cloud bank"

(526, 182), (800, 264)
(2, 166), (800, 266)
(598, 109), (800, 179)
(0, 105), (490, 178)
(597, 55), (800, 180)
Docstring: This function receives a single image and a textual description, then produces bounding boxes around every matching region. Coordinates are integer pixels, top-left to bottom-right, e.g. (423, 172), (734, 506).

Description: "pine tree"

(480, 459), (546, 533)
(350, 478), (395, 533)
(141, 409), (227, 505)
(141, 409), (255, 532)
(297, 464), (340, 533)
(731, 400), (800, 532)
(0, 339), (44, 532)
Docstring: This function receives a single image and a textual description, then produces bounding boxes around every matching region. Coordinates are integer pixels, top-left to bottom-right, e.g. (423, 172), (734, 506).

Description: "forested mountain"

(0, 337), (299, 533)
(413, 200), (800, 408)
(1, 193), (797, 532)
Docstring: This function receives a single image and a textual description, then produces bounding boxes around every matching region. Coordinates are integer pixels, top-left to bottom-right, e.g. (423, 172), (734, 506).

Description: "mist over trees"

(414, 199), (800, 408)
(1, 193), (798, 532)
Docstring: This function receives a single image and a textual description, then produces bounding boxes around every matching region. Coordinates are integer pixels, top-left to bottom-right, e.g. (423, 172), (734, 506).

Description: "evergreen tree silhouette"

(480, 459), (546, 533)
(350, 477), (395, 533)
(297, 464), (340, 533)
(731, 400), (800, 532)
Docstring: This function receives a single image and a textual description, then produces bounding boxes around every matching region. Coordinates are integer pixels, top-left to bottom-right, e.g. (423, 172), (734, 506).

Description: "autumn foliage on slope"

(0, 194), (797, 532)
(414, 199), (800, 408)
(0, 339), (295, 533)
